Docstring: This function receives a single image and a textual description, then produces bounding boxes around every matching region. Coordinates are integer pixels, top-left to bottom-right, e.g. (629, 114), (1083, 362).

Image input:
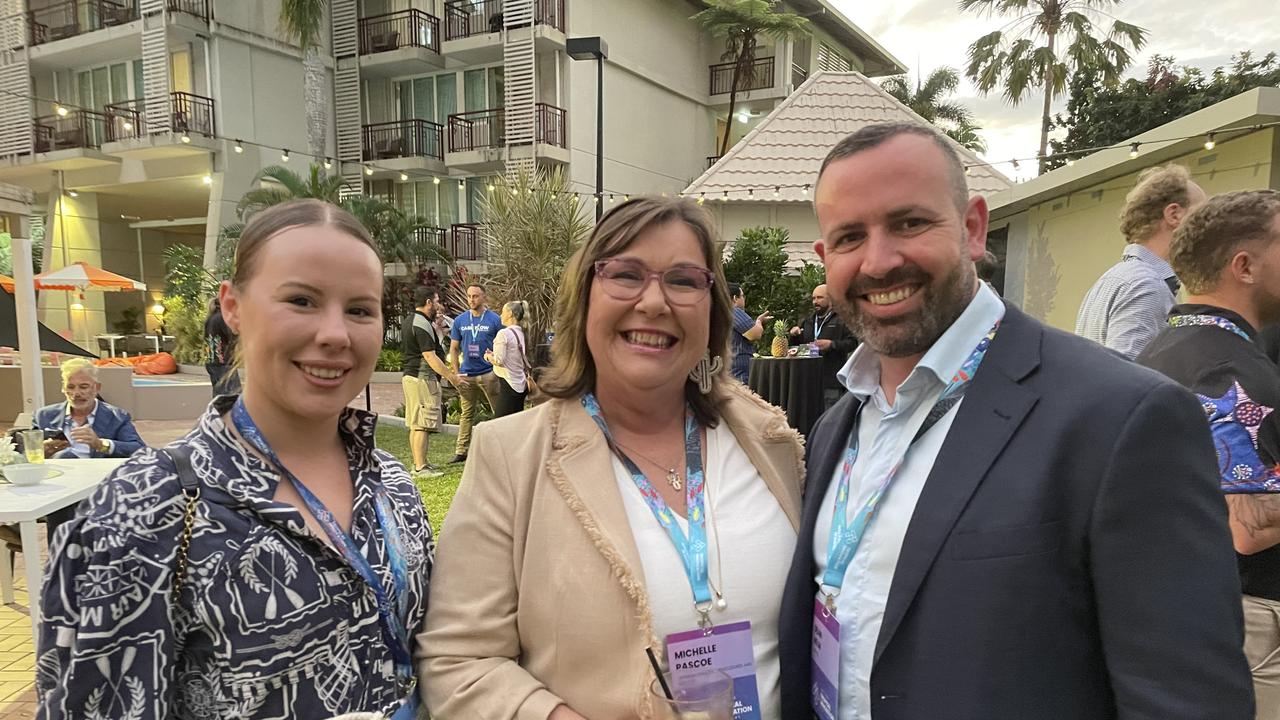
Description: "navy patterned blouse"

(37, 396), (434, 720)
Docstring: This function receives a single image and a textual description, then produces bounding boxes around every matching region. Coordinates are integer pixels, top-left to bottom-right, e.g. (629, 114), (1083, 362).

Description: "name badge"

(666, 621), (762, 720)
(812, 596), (840, 720)
(467, 343), (482, 358)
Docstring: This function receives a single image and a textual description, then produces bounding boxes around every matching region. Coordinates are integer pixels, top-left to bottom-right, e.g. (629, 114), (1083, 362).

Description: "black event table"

(747, 356), (826, 436)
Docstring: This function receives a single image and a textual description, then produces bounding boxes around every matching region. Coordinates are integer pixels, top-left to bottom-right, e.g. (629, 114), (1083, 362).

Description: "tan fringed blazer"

(417, 383), (805, 719)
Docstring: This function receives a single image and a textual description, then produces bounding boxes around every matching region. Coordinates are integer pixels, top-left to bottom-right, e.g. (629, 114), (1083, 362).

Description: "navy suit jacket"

(778, 304), (1253, 719)
(34, 399), (145, 459)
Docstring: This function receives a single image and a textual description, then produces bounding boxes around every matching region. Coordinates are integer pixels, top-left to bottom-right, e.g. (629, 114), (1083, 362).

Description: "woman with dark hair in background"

(204, 297), (240, 396)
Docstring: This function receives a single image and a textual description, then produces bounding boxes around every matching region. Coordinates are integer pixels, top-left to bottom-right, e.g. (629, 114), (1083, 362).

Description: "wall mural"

(1022, 221), (1060, 322)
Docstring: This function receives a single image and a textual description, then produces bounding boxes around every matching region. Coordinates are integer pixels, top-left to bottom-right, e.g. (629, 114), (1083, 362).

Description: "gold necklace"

(611, 439), (683, 491)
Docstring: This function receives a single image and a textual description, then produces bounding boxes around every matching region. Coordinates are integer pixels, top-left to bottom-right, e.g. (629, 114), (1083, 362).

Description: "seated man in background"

(35, 358), (144, 459)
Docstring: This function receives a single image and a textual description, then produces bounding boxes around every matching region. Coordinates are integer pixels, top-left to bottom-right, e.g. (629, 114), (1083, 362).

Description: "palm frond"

(279, 0), (327, 50)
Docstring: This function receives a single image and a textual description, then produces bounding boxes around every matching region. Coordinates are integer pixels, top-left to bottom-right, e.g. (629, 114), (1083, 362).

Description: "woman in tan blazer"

(419, 196), (805, 719)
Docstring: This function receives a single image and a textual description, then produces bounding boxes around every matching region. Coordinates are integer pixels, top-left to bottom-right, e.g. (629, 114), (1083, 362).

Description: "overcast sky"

(832, 0), (1280, 180)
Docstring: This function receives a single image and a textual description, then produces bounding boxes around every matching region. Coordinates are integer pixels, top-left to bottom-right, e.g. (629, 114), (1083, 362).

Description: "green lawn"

(375, 424), (464, 532)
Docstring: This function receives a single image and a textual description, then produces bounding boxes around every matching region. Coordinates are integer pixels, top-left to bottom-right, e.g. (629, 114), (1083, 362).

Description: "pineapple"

(771, 320), (788, 358)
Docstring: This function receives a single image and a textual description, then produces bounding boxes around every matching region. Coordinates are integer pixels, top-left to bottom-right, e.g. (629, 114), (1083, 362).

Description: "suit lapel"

(547, 401), (646, 587)
(873, 305), (1042, 666)
(803, 393), (862, 535)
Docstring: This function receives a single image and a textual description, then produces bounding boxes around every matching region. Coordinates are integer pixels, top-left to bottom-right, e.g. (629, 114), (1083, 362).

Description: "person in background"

(204, 297), (240, 396)
(401, 287), (458, 478)
(1137, 190), (1280, 717)
(486, 300), (532, 417)
(789, 284), (858, 408)
(1075, 164), (1207, 359)
(778, 122), (1251, 720)
(728, 283), (772, 383)
(420, 196), (804, 720)
(35, 358), (144, 460)
(447, 283), (502, 464)
(38, 199), (434, 720)
(975, 249), (1001, 295)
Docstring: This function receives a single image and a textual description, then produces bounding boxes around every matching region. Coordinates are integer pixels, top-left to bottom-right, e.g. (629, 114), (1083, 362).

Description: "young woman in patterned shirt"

(37, 199), (434, 720)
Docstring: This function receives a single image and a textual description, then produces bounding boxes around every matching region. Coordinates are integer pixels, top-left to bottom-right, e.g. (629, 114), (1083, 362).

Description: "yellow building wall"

(43, 193), (106, 350)
(1016, 128), (1279, 331)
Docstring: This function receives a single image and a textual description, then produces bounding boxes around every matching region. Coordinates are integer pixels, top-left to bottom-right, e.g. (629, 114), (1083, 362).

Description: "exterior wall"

(45, 193), (106, 342)
(1002, 128), (1279, 330)
(707, 201), (820, 249)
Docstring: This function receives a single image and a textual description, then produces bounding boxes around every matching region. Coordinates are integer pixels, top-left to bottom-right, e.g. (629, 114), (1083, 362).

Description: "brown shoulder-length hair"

(539, 195), (733, 426)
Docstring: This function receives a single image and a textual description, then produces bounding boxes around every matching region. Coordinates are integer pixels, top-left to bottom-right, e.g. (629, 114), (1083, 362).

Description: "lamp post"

(567, 36), (608, 222)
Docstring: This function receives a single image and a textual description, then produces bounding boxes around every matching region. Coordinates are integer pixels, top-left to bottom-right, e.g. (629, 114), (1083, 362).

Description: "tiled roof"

(684, 71), (1012, 202)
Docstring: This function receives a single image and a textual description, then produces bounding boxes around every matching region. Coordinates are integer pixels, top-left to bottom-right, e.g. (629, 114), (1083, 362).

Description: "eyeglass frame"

(592, 258), (716, 307)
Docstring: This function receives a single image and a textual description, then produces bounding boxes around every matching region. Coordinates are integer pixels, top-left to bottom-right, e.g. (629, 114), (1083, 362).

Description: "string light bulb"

(323, 158), (332, 170)
(364, 165), (374, 176)
(487, 183), (495, 192)
(1204, 132), (1216, 150)
(54, 104), (68, 117)
(400, 172), (409, 181)
(1011, 159), (1020, 171)
(1067, 158), (1075, 167)
(458, 180), (465, 189)
(281, 148), (290, 161)
(609, 194), (615, 204)
(1129, 143), (1140, 159)
(202, 174), (212, 185)
(698, 192), (706, 205)
(802, 184), (811, 198)
(433, 176), (440, 185)
(233, 139), (243, 153)
(181, 132), (191, 144)
(773, 186), (780, 198)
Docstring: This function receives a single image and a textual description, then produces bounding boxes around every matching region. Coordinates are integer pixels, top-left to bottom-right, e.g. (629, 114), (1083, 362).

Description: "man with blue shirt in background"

(729, 283), (772, 383)
(448, 283), (502, 464)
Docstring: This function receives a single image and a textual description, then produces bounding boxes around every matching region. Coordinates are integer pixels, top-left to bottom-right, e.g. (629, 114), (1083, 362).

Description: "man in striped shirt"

(1075, 164), (1207, 359)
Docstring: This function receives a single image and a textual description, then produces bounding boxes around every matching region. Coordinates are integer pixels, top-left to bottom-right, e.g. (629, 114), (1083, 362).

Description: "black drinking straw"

(646, 647), (674, 700)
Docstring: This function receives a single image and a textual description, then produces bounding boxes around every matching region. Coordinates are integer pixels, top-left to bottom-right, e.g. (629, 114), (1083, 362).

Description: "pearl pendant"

(715, 594), (727, 611)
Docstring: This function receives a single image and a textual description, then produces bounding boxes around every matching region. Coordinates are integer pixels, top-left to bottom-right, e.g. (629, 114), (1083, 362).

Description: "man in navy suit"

(777, 122), (1253, 719)
(34, 358), (144, 459)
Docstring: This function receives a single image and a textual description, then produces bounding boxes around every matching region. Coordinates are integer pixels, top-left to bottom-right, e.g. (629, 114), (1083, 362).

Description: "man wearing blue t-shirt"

(448, 284), (503, 463)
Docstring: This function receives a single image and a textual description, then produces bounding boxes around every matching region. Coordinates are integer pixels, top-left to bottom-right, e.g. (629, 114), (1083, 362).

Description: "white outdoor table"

(0, 458), (125, 639)
(95, 334), (124, 357)
(149, 334), (175, 354)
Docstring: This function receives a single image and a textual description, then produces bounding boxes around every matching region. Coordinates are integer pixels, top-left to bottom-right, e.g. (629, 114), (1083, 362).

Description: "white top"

(492, 325), (528, 392)
(613, 422), (795, 720)
(813, 283), (1005, 720)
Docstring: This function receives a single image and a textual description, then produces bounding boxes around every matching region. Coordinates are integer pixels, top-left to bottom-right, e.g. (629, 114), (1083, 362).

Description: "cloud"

(833, 0), (1280, 179)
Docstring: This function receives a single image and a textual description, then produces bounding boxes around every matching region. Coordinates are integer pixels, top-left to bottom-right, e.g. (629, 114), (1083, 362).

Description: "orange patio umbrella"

(0, 274), (12, 293)
(33, 261), (146, 292)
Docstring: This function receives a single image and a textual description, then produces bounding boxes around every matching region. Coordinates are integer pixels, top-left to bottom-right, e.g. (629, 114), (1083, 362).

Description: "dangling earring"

(689, 351), (723, 394)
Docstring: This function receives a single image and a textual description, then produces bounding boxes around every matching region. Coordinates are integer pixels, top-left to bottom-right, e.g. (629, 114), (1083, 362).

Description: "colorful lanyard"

(230, 399), (415, 685)
(581, 393), (714, 625)
(814, 312), (832, 339)
(820, 323), (999, 606)
(1168, 314), (1252, 342)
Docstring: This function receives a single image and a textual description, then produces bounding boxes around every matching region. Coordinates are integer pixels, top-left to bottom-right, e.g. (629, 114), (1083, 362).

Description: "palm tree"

(279, 0), (330, 160)
(236, 164), (346, 219)
(693, 0), (809, 158)
(479, 167), (592, 346)
(881, 67), (988, 152)
(960, 0), (1147, 171)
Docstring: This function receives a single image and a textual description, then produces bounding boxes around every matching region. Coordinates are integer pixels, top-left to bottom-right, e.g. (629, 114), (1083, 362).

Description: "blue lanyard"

(1168, 314), (1252, 342)
(820, 323), (999, 606)
(467, 311), (486, 342)
(815, 312), (831, 339)
(581, 393), (715, 625)
(230, 399), (415, 684)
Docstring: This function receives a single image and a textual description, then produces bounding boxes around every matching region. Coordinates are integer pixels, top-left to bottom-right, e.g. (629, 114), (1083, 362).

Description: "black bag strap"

(162, 446), (201, 604)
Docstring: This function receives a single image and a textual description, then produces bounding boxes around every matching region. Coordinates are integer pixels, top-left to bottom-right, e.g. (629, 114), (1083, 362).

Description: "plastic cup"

(649, 670), (733, 720)
(20, 430), (44, 464)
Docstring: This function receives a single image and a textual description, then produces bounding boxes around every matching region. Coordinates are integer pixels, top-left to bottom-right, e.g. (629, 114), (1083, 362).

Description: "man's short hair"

(817, 122), (969, 214)
(1170, 190), (1280, 294)
(728, 282), (743, 299)
(61, 358), (98, 383)
(413, 286), (436, 307)
(466, 283), (486, 293)
(1119, 165), (1195, 244)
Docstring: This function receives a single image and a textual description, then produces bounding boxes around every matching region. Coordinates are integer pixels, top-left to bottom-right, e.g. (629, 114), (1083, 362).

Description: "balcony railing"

(450, 223), (484, 261)
(446, 103), (566, 153)
(709, 56), (776, 96)
(171, 91), (216, 137)
(443, 0), (565, 41)
(102, 91), (216, 141)
(363, 119), (444, 160)
(27, 0), (138, 46)
(707, 155), (722, 168)
(33, 110), (110, 152)
(167, 0), (209, 22)
(410, 226), (448, 264)
(359, 9), (440, 55)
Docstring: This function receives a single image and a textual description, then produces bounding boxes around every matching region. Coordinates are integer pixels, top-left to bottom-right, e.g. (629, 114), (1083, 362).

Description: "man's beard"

(833, 259), (977, 358)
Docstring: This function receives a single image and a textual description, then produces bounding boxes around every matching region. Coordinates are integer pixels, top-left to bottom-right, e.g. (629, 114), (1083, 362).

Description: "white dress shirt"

(62, 399), (105, 458)
(813, 283), (1005, 719)
(615, 422), (796, 720)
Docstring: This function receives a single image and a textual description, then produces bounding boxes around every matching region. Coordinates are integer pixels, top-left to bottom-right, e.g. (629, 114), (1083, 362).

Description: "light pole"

(567, 36), (608, 222)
